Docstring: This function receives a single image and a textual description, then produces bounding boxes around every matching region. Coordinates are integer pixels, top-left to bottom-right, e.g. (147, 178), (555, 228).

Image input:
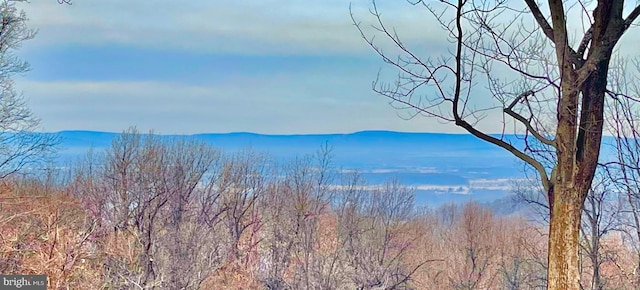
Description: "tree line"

(3, 0), (640, 288)
(1, 127), (640, 289)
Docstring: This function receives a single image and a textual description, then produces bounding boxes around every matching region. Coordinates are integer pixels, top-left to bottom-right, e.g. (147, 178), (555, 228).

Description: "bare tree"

(0, 0), (58, 178)
(217, 149), (267, 264)
(68, 129), (229, 289)
(578, 174), (621, 290)
(353, 1), (640, 288)
(339, 178), (423, 289)
(259, 146), (338, 289)
(495, 216), (548, 290)
(514, 171), (626, 290)
(444, 202), (498, 290)
(604, 63), (640, 287)
(153, 138), (222, 289)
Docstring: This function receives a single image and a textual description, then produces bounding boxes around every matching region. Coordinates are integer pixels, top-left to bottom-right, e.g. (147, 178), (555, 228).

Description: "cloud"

(19, 0), (638, 136)
(19, 0), (447, 55)
(18, 74), (487, 134)
(14, 44), (517, 135)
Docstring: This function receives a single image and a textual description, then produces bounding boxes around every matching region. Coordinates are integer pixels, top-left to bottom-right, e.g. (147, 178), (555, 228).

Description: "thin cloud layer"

(20, 78), (477, 134)
(13, 0), (466, 134)
(21, 0), (442, 55)
(13, 1), (640, 134)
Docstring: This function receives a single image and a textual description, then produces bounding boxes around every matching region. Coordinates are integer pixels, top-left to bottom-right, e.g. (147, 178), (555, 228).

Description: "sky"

(12, 1), (640, 135)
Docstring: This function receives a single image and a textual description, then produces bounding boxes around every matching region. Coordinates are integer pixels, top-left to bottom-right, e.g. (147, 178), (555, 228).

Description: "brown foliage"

(0, 180), (102, 290)
(3, 172), (640, 289)
(5, 132), (640, 289)
(201, 261), (264, 290)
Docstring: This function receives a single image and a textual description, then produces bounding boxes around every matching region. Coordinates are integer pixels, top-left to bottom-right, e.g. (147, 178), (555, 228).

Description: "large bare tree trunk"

(544, 3), (613, 282)
(547, 187), (584, 289)
(545, 78), (606, 289)
(354, 0), (640, 289)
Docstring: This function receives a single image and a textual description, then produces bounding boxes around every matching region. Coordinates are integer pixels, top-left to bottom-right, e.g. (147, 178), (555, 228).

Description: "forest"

(2, 0), (640, 289)
(0, 128), (640, 290)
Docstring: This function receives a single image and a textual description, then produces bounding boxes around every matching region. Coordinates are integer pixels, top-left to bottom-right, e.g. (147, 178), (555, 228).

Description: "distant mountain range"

(51, 130), (619, 209)
(56, 130), (523, 170)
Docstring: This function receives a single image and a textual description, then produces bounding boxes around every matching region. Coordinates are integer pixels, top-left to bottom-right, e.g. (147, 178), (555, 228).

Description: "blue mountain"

(50, 130), (619, 207)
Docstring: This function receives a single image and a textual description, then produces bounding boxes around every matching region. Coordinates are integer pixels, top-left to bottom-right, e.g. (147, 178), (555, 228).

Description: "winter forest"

(4, 0), (640, 290)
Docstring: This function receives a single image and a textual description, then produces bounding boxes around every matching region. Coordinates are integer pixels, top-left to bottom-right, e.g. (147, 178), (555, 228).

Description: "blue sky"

(12, 0), (475, 134)
(13, 1), (640, 134)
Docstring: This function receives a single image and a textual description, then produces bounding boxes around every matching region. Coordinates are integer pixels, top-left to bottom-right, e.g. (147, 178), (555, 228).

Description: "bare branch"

(504, 90), (557, 147)
(523, 0), (555, 42)
(624, 5), (640, 31)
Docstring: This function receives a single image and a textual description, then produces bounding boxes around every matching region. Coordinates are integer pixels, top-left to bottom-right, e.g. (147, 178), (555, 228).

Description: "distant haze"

(56, 130), (536, 207)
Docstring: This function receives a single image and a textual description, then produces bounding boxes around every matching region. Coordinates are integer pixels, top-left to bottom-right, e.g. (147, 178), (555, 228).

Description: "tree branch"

(577, 27), (592, 59)
(623, 4), (640, 31)
(450, 1), (551, 193)
(504, 90), (557, 147)
(455, 117), (551, 193)
(523, 0), (555, 42)
(525, 0), (583, 67)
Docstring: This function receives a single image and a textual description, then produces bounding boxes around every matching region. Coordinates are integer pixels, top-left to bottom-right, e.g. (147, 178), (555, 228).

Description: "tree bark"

(355, 0), (640, 288)
(545, 7), (613, 284)
(547, 185), (584, 289)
